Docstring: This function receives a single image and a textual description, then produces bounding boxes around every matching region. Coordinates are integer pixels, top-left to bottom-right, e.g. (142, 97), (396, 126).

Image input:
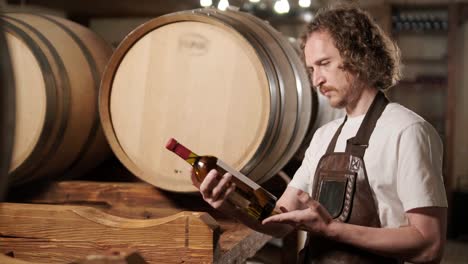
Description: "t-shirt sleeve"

(289, 129), (324, 194)
(289, 147), (314, 193)
(396, 122), (448, 211)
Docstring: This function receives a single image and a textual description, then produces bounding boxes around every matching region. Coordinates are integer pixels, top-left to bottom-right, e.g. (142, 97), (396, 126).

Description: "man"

(191, 5), (447, 264)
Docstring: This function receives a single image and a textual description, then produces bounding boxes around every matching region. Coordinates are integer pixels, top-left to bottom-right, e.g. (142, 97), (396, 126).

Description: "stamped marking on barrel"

(178, 33), (209, 56)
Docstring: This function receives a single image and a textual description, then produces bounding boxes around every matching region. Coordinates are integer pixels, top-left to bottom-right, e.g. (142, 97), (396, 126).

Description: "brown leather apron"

(299, 92), (400, 264)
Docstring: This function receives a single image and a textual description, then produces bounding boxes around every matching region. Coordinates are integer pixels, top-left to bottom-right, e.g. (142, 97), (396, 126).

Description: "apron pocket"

(316, 171), (356, 222)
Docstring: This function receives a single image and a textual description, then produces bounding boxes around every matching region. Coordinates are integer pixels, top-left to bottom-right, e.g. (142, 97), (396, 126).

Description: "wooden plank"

(71, 250), (149, 264)
(0, 254), (46, 264)
(10, 181), (223, 218)
(1, 250), (147, 264)
(8, 181), (273, 263)
(0, 203), (218, 263)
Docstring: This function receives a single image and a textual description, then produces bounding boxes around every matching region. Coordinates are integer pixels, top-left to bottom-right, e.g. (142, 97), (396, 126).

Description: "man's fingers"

(262, 211), (297, 225)
(211, 173), (233, 200)
(262, 210), (315, 232)
(199, 169), (220, 198)
(221, 182), (236, 201)
(262, 214), (282, 225)
(296, 190), (331, 223)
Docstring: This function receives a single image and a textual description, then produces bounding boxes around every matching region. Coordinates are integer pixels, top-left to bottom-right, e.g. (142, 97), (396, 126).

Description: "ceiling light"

(274, 0), (290, 14)
(218, 0), (229, 10)
(200, 0), (212, 7)
(299, 0), (311, 8)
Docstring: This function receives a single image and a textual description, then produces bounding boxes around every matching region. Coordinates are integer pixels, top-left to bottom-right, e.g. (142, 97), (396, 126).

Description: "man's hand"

(190, 168), (236, 210)
(262, 189), (333, 236)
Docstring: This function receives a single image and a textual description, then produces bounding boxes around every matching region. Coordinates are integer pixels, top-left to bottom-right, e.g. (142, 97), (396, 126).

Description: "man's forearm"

(327, 222), (444, 263)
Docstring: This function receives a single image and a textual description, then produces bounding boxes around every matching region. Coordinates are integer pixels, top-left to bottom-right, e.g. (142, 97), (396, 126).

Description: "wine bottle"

(166, 138), (278, 221)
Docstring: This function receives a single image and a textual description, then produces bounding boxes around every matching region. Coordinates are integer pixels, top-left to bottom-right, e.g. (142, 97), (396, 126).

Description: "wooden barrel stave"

(2, 15), (67, 183)
(100, 8), (314, 192)
(207, 10), (313, 183)
(0, 17), (16, 199)
(1, 13), (112, 185)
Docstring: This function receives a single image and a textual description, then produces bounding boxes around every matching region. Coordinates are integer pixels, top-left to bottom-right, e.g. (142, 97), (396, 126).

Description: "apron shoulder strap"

(325, 91), (389, 157)
(346, 91), (389, 158)
(325, 115), (347, 154)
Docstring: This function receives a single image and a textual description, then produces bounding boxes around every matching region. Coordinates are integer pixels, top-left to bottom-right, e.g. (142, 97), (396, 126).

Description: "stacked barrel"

(1, 13), (113, 186)
(0, 9), (341, 192)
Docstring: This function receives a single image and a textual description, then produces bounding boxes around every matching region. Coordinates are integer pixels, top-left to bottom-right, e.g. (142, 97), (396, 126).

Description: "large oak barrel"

(100, 8), (314, 192)
(1, 13), (113, 185)
(0, 17), (15, 198)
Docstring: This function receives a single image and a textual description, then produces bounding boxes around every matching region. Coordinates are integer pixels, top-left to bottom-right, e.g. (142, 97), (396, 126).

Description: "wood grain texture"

(0, 254), (46, 264)
(71, 250), (148, 264)
(105, 17), (270, 192)
(2, 248), (149, 264)
(99, 9), (313, 193)
(0, 202), (218, 264)
(7, 181), (273, 264)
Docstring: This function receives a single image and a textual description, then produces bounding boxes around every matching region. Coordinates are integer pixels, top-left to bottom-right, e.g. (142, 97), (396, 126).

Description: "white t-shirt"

(289, 103), (448, 228)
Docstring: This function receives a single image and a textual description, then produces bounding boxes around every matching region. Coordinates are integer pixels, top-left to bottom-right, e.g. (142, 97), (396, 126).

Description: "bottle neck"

(171, 142), (199, 166)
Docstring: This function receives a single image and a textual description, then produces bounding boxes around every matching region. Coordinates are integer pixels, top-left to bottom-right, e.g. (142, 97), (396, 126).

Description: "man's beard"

(321, 79), (363, 110)
(319, 85), (343, 109)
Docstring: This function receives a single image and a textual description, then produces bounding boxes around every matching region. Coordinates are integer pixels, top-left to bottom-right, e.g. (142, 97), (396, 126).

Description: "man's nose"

(313, 70), (325, 89)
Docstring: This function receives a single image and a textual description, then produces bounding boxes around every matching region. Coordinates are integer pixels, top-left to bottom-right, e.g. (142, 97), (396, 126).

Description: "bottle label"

(216, 159), (261, 190)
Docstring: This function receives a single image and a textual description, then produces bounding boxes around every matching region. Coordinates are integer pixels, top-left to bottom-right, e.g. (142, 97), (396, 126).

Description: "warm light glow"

(299, 0), (311, 8)
(249, 0), (261, 3)
(258, 2), (267, 10)
(200, 0), (213, 7)
(218, 0), (229, 10)
(301, 11), (314, 22)
(274, 0), (290, 14)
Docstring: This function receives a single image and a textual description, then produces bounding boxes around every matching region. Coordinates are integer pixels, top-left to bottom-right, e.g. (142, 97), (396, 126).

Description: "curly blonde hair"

(300, 5), (401, 90)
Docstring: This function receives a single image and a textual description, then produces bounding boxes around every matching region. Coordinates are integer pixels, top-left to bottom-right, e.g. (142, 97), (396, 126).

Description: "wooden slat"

(71, 250), (148, 264)
(12, 181), (221, 218)
(0, 254), (46, 264)
(7, 181), (273, 263)
(0, 202), (218, 263)
(2, 249), (148, 264)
